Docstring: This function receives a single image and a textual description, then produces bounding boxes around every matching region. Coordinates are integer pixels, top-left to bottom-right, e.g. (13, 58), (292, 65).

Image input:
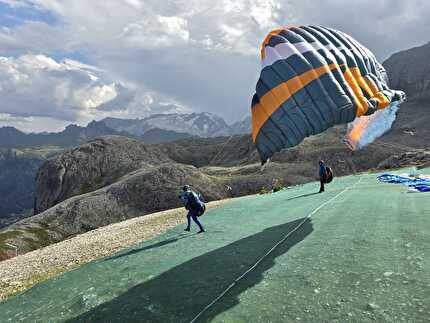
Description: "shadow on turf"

(67, 217), (313, 323)
(106, 233), (197, 261)
(285, 192), (319, 201)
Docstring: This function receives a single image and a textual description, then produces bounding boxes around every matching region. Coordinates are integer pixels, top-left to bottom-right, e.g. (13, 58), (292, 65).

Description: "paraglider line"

(209, 135), (236, 166)
(190, 177), (363, 323)
(208, 112), (250, 166)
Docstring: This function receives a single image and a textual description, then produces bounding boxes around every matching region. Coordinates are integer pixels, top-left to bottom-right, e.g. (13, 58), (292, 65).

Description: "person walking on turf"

(319, 160), (327, 193)
(180, 185), (205, 233)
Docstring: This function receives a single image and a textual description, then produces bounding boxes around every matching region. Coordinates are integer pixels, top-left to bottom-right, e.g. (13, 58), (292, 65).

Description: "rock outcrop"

(34, 136), (171, 214)
(1, 163), (228, 255)
(383, 42), (430, 98)
(377, 150), (430, 169)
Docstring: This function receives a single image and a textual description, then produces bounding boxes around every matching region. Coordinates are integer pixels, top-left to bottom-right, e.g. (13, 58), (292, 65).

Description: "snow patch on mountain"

(100, 112), (239, 138)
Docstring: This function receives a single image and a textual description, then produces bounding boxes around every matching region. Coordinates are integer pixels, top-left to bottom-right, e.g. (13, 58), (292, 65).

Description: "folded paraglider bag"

(187, 191), (206, 216)
(197, 203), (206, 217)
(324, 167), (333, 184)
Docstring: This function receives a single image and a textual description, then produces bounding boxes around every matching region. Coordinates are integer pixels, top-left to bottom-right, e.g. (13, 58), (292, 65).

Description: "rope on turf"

(189, 177), (363, 323)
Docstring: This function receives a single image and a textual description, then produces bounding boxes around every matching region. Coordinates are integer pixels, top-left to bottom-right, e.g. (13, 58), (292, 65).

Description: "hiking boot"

(197, 229), (205, 234)
(184, 228), (190, 232)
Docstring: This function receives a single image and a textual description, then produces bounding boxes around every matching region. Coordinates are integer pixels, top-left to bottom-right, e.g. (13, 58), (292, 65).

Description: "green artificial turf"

(1, 168), (429, 323)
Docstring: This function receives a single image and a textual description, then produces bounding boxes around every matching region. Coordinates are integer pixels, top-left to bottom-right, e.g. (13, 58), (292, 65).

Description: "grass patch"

(79, 182), (93, 195)
(0, 230), (22, 249)
(26, 227), (55, 248)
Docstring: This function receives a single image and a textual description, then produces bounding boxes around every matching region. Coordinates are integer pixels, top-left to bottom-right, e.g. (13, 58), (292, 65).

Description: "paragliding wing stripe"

(262, 40), (364, 71)
(341, 30), (378, 74)
(324, 28), (390, 109)
(270, 49), (337, 128)
(337, 30), (376, 75)
(341, 68), (369, 116)
(265, 57), (329, 136)
(350, 68), (377, 99)
(252, 63), (340, 142)
(367, 73), (389, 92)
(262, 42), (317, 69)
(299, 26), (371, 115)
(291, 27), (360, 123)
(360, 73), (390, 108)
(314, 27), (392, 112)
(271, 60), (327, 134)
(260, 27), (292, 59)
(257, 76), (302, 144)
(327, 29), (387, 107)
(258, 54), (331, 99)
(326, 28), (370, 75)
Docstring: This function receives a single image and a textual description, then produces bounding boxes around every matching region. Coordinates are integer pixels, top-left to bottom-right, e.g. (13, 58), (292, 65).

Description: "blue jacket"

(181, 190), (204, 212)
(319, 163), (326, 178)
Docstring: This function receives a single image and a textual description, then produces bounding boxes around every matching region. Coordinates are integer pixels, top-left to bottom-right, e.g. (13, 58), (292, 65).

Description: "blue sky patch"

(0, 2), (57, 28)
(50, 49), (96, 66)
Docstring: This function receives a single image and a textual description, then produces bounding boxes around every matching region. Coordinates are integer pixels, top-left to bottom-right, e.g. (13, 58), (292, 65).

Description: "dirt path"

(0, 199), (231, 301)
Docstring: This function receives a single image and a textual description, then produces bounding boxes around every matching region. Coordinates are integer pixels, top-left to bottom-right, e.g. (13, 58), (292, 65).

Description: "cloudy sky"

(0, 0), (429, 132)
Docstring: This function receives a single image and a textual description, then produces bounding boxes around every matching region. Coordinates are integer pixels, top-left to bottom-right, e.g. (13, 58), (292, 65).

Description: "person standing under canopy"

(180, 185), (205, 233)
(319, 160), (327, 193)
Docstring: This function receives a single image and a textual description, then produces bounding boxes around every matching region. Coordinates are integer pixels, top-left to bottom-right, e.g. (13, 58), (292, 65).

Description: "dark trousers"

(319, 175), (326, 192)
(186, 211), (204, 231)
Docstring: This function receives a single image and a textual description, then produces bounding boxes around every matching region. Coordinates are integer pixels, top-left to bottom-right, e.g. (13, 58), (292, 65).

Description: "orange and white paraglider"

(251, 25), (405, 164)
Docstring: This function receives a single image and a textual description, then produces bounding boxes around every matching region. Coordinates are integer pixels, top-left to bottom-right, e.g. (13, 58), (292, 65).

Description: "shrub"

(259, 186), (270, 195)
(272, 179), (283, 192)
(79, 182), (93, 195)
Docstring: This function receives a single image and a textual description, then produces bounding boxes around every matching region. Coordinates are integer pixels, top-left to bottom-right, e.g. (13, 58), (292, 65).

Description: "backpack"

(325, 166), (334, 183)
(187, 191), (206, 216)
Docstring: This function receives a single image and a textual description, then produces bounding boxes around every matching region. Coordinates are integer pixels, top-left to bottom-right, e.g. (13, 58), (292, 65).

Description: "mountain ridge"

(1, 41), (430, 261)
(0, 112), (251, 148)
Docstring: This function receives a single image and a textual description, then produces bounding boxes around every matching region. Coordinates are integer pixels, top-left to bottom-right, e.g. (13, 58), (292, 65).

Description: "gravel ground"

(0, 199), (231, 301)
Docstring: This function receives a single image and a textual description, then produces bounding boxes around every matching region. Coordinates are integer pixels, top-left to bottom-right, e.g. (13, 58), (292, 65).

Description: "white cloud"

(0, 0), (283, 128)
(120, 15), (190, 49)
(0, 54), (134, 124)
(0, 113), (70, 132)
(2, 0), (430, 132)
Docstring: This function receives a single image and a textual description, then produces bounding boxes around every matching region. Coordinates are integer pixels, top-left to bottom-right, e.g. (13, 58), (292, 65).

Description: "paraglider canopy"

(251, 25), (405, 164)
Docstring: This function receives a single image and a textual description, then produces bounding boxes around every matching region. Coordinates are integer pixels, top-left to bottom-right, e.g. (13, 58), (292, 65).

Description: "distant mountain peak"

(98, 111), (246, 138)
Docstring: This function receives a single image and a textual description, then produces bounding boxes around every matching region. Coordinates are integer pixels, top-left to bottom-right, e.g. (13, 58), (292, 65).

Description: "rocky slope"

(383, 41), (430, 98)
(1, 163), (229, 258)
(34, 136), (171, 214)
